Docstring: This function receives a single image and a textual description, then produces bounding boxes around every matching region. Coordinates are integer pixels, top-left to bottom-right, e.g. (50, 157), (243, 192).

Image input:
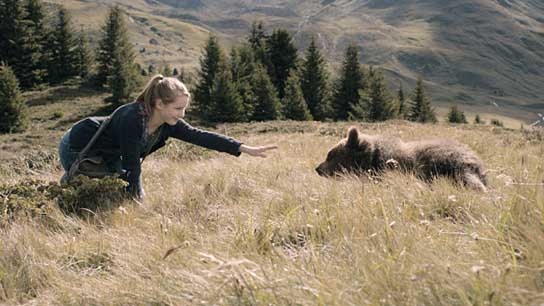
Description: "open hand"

(239, 144), (278, 157)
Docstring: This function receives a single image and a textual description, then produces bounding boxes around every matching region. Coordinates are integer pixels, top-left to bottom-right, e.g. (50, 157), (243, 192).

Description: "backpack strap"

(77, 116), (112, 160)
(76, 105), (127, 159)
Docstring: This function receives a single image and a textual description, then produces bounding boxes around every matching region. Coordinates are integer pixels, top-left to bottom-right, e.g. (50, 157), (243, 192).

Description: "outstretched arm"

(171, 120), (278, 157)
(239, 144), (278, 158)
(170, 119), (243, 156)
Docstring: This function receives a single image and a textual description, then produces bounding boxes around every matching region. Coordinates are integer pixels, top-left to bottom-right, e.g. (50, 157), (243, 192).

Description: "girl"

(59, 75), (277, 199)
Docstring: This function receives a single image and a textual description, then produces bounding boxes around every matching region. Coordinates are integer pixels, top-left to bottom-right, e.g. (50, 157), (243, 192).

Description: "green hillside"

(48, 0), (544, 122)
(44, 0), (211, 72)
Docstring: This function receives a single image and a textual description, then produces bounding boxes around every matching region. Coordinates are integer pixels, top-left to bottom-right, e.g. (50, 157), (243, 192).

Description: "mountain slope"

(52, 0), (544, 121)
(152, 0), (544, 120)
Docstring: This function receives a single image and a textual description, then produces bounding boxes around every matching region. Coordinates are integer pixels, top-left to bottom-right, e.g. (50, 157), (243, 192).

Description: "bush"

(50, 175), (127, 214)
(0, 179), (52, 223)
(0, 176), (128, 222)
(474, 114), (484, 124)
(490, 118), (504, 127)
(447, 105), (467, 123)
(52, 110), (64, 119)
(0, 64), (27, 133)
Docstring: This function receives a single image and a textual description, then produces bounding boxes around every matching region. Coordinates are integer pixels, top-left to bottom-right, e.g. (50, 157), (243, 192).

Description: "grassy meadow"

(1, 85), (544, 305)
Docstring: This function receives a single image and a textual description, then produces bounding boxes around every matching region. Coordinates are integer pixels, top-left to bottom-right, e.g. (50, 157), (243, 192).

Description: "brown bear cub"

(316, 127), (488, 191)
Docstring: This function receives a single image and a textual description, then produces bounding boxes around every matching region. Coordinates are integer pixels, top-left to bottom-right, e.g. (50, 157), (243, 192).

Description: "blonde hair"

(136, 74), (191, 116)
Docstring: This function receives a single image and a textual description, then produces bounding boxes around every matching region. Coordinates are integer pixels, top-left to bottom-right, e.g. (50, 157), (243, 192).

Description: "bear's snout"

(315, 166), (323, 176)
(315, 163), (328, 176)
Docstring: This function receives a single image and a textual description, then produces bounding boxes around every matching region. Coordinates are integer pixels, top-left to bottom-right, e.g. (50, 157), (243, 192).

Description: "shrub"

(49, 175), (127, 214)
(0, 179), (53, 223)
(0, 176), (128, 222)
(474, 114), (484, 124)
(52, 110), (64, 119)
(0, 64), (27, 133)
(490, 118), (504, 127)
(447, 105), (467, 123)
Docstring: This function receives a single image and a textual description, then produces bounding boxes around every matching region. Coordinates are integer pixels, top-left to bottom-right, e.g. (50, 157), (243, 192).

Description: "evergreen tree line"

(0, 3), (483, 133)
(0, 0), (94, 87)
(191, 21), (440, 123)
(0, 1), (140, 132)
(0, 1), (138, 100)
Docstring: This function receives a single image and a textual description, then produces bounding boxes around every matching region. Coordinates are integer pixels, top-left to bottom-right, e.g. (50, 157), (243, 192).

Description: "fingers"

(257, 146), (277, 156)
(241, 144), (278, 157)
(252, 150), (268, 158)
(260, 145), (278, 151)
(252, 151), (265, 157)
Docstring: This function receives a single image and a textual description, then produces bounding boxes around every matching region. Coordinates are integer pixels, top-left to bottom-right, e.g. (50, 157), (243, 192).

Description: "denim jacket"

(69, 101), (242, 191)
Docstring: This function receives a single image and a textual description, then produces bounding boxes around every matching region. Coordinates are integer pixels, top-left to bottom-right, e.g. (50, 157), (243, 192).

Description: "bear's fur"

(315, 127), (488, 191)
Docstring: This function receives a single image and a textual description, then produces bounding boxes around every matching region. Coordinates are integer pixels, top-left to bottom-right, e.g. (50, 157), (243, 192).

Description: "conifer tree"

(247, 21), (268, 66)
(248, 21), (266, 48)
(209, 67), (245, 122)
(266, 28), (298, 99)
(348, 90), (371, 120)
(447, 105), (468, 123)
(490, 118), (503, 127)
(229, 47), (241, 81)
(229, 45), (256, 120)
(474, 114), (484, 124)
(192, 35), (224, 121)
(0, 0), (39, 89)
(48, 7), (78, 83)
(25, 0), (44, 31)
(250, 63), (281, 121)
(0, 0), (22, 63)
(331, 44), (364, 120)
(364, 69), (394, 121)
(96, 6), (138, 104)
(397, 82), (407, 119)
(74, 30), (93, 79)
(282, 70), (312, 121)
(24, 0), (48, 85)
(365, 65), (375, 86)
(0, 65), (27, 133)
(300, 36), (330, 121)
(230, 45), (256, 83)
(109, 50), (136, 106)
(409, 77), (437, 123)
(96, 6), (135, 88)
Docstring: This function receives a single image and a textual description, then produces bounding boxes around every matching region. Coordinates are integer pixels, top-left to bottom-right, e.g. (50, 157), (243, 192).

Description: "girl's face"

(156, 95), (189, 125)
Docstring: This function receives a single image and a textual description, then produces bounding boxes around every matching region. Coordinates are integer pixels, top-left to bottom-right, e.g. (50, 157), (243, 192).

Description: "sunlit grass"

(1, 120), (543, 305)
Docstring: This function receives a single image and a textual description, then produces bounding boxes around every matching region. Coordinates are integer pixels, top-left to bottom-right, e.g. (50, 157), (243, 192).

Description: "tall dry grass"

(1, 121), (543, 305)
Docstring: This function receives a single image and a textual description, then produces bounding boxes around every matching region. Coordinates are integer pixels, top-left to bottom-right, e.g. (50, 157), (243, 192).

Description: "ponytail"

(136, 74), (190, 116)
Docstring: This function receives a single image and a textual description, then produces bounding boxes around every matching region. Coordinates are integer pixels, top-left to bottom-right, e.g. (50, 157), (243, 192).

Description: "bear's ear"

(347, 126), (359, 148)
